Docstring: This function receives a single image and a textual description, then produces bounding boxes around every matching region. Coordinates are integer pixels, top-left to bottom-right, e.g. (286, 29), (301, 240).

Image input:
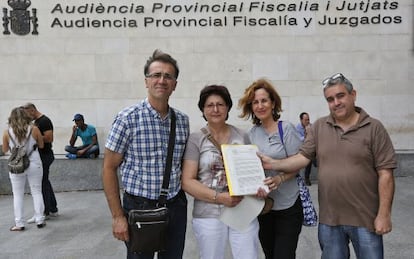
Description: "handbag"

(296, 174), (318, 226)
(127, 207), (169, 253)
(127, 109), (176, 253)
(200, 127), (274, 215)
(8, 127), (35, 174)
(277, 121), (318, 226)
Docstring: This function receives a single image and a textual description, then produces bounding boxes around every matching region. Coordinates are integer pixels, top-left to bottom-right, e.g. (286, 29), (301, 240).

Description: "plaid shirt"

(105, 98), (189, 200)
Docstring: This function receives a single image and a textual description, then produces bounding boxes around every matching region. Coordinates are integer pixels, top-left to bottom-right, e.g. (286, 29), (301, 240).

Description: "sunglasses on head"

(322, 73), (348, 88)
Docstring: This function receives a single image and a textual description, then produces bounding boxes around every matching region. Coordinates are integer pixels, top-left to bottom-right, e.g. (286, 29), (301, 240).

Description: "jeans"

(123, 190), (187, 259)
(258, 196), (303, 259)
(40, 151), (58, 214)
(192, 217), (259, 259)
(318, 223), (384, 259)
(65, 144), (99, 158)
(9, 160), (45, 227)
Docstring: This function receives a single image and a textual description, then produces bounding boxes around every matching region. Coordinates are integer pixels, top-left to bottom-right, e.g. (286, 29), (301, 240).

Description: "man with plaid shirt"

(103, 50), (189, 259)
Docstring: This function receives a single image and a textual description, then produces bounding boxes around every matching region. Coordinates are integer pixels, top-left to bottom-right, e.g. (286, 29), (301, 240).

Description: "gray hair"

(322, 73), (353, 93)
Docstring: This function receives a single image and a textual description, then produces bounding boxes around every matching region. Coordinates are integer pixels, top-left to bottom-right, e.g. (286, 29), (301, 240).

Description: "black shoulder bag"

(127, 109), (176, 253)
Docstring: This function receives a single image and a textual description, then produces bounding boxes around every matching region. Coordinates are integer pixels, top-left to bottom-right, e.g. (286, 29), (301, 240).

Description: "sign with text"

(2, 0), (407, 36)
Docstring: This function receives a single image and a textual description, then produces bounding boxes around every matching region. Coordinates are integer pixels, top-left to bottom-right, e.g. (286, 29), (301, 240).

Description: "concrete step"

(0, 155), (105, 195)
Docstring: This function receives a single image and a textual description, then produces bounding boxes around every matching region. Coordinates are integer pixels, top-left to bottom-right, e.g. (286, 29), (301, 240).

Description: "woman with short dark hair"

(182, 85), (260, 259)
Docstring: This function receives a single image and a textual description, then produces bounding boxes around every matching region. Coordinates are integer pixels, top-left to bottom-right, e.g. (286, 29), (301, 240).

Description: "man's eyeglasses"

(146, 72), (176, 81)
(322, 73), (347, 88)
(204, 103), (226, 110)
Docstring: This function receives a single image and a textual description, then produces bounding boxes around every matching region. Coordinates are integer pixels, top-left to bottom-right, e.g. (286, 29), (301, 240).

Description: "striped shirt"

(105, 98), (189, 200)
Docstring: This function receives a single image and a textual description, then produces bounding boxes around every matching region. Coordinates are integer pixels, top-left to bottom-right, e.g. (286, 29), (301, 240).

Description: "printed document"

(221, 144), (269, 196)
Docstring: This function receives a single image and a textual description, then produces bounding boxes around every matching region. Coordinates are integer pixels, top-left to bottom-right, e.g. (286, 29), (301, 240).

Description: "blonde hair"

(8, 107), (33, 142)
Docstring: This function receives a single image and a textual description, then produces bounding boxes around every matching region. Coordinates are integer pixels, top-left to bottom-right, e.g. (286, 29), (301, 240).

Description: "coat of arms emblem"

(2, 0), (38, 35)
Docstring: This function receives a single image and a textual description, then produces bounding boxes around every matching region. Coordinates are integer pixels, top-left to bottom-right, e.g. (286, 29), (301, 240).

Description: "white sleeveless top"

(8, 126), (42, 164)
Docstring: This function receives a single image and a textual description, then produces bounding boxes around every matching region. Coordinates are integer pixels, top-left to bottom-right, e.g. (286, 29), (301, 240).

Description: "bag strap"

(8, 128), (16, 148)
(158, 109), (176, 206)
(200, 127), (222, 155)
(277, 121), (289, 158)
(8, 127), (35, 156)
(278, 121), (302, 180)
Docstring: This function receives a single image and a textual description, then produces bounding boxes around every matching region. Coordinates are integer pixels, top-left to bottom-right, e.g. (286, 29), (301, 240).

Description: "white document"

(219, 196), (265, 231)
(221, 144), (269, 196)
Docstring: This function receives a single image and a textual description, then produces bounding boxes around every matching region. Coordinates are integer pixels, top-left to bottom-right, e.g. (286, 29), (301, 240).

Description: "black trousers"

(40, 151), (58, 214)
(258, 196), (303, 259)
(305, 159), (318, 179)
(304, 162), (312, 179)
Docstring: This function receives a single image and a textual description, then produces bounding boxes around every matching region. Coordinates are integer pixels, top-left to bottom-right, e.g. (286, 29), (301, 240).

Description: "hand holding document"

(220, 144), (269, 231)
(221, 144), (269, 196)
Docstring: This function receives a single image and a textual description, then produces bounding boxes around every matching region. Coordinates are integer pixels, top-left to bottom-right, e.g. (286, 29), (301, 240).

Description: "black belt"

(124, 189), (184, 205)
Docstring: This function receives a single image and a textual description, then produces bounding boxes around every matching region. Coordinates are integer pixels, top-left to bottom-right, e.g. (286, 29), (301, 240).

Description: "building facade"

(0, 0), (413, 155)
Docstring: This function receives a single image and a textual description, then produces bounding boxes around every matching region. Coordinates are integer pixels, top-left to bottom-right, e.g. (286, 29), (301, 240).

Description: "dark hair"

(144, 49), (179, 79)
(22, 102), (36, 110)
(238, 78), (282, 125)
(198, 85), (232, 121)
(299, 112), (309, 120)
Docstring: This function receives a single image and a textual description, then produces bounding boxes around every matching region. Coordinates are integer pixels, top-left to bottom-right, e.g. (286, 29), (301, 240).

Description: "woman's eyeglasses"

(204, 103), (226, 110)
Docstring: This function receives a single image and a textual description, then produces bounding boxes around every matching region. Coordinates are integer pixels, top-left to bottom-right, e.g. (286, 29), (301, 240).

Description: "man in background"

(23, 103), (58, 219)
(296, 112), (315, 185)
(65, 114), (99, 159)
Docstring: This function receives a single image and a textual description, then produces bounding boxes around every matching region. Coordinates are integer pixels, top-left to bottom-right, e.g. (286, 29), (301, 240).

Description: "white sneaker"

(49, 212), (59, 217)
(27, 216), (36, 224)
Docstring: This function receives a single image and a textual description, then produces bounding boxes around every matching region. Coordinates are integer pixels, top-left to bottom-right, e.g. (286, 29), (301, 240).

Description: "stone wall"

(1, 152), (413, 195)
(0, 156), (104, 194)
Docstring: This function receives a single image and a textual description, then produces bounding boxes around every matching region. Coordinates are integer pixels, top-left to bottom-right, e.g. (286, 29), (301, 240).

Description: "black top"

(34, 114), (54, 153)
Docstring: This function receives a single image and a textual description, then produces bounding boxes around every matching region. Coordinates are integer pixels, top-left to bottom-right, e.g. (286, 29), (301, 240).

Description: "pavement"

(0, 176), (413, 259)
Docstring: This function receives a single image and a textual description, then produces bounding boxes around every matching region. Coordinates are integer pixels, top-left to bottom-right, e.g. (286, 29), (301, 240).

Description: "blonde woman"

(2, 107), (45, 231)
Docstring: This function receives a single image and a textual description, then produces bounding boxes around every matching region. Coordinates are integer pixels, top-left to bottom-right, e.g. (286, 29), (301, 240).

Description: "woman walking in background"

(2, 107), (45, 231)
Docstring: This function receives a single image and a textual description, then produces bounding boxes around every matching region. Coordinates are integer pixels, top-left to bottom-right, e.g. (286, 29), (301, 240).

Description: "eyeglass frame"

(322, 73), (353, 92)
(204, 102), (227, 110)
(145, 72), (177, 81)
